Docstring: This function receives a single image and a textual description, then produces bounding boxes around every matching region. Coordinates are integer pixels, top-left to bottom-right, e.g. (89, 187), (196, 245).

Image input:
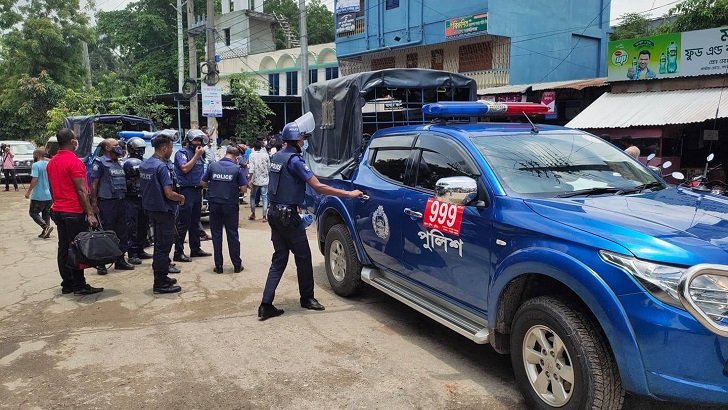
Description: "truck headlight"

(600, 250), (684, 308)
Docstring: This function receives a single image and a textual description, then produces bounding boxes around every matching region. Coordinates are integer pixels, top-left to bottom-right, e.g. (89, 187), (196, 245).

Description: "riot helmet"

(281, 122), (303, 141)
(123, 157), (142, 177)
(126, 137), (146, 159)
(185, 128), (209, 145)
(151, 129), (179, 148)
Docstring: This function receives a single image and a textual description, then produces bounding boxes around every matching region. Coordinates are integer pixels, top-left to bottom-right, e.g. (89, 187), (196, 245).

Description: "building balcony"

(462, 69), (509, 89)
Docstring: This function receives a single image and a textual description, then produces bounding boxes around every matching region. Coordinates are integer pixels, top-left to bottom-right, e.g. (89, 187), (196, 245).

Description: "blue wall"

(335, 0), (610, 84)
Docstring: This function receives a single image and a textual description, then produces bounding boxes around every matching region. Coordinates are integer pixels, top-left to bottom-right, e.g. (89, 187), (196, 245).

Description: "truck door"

(400, 133), (493, 312)
(354, 134), (417, 275)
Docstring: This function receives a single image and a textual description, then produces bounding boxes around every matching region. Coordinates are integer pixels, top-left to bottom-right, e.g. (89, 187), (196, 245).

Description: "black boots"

(258, 303), (284, 320)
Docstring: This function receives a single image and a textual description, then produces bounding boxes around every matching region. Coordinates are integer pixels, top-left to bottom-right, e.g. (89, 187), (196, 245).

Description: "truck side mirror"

(435, 176), (479, 206)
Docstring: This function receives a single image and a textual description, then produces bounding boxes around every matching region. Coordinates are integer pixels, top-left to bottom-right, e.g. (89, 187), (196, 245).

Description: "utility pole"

(205, 0), (218, 140)
(176, 0), (184, 132)
(299, 0), (308, 96)
(81, 41), (92, 89)
(186, 0), (199, 129)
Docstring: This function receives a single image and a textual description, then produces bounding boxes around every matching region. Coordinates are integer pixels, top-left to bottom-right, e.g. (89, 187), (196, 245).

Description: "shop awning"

(477, 77), (607, 95)
(566, 88), (728, 129)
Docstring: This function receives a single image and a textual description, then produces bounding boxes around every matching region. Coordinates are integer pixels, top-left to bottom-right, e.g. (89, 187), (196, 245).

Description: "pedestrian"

(258, 121), (363, 320)
(1, 143), (19, 191)
(122, 137), (153, 265)
(89, 138), (135, 275)
(200, 146), (248, 273)
(25, 148), (53, 238)
(625, 145), (640, 160)
(46, 128), (103, 296)
(173, 129), (211, 262)
(248, 140), (270, 221)
(140, 130), (186, 294)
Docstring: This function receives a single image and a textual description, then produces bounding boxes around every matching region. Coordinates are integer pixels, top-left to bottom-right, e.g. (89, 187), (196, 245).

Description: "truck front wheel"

(324, 224), (362, 296)
(510, 296), (624, 410)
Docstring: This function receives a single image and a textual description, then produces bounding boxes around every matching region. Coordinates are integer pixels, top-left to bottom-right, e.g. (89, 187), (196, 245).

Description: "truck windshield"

(472, 133), (663, 197)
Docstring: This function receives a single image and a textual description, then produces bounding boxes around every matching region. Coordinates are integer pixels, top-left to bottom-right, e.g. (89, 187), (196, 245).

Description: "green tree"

(663, 0), (728, 32)
(0, 0), (94, 88)
(610, 13), (654, 40)
(264, 0), (333, 49)
(0, 72), (66, 144)
(229, 75), (273, 144)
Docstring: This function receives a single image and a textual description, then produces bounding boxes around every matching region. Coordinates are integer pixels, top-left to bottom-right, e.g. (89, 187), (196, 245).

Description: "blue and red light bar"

(422, 101), (550, 117)
(117, 131), (155, 140)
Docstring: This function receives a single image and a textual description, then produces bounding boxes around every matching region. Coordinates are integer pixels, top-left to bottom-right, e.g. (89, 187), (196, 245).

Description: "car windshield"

(472, 132), (663, 198)
(10, 143), (35, 155)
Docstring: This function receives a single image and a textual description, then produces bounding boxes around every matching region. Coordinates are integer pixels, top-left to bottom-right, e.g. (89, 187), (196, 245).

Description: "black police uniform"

(173, 146), (205, 259)
(140, 155), (179, 289)
(261, 146), (316, 305)
(123, 158), (150, 261)
(203, 158), (248, 271)
(91, 156), (130, 266)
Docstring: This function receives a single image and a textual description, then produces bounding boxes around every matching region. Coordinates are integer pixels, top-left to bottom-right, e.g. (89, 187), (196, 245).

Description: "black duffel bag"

(71, 228), (122, 267)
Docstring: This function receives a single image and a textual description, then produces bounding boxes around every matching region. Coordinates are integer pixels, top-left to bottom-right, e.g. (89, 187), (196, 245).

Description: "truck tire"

(324, 224), (362, 296)
(510, 296), (624, 410)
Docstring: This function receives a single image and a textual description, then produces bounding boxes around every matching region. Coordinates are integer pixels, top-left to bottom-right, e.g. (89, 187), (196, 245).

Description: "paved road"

(0, 192), (723, 409)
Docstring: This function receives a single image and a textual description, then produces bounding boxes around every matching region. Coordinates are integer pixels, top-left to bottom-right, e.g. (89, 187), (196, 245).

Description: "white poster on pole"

(202, 84), (223, 118)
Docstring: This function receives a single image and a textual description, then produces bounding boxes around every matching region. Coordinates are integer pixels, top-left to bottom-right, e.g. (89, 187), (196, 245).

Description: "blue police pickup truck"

(303, 70), (728, 409)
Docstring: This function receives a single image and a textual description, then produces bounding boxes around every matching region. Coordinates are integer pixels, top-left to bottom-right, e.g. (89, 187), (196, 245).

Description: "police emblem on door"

(372, 205), (390, 240)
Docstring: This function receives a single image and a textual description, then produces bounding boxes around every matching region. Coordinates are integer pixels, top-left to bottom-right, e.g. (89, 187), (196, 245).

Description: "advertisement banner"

(445, 13), (488, 40)
(202, 84), (223, 118)
(336, 0), (359, 14)
(336, 13), (356, 34)
(541, 91), (557, 119)
(608, 26), (728, 81)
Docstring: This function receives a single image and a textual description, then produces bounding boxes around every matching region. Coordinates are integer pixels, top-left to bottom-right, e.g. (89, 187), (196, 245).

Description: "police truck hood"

(524, 187), (728, 266)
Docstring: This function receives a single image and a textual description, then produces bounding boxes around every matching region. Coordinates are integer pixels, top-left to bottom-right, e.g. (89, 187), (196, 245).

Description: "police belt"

(179, 186), (201, 190)
(269, 203), (299, 227)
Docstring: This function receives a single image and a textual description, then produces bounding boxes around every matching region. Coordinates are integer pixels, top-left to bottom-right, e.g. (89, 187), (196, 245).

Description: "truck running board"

(361, 268), (490, 344)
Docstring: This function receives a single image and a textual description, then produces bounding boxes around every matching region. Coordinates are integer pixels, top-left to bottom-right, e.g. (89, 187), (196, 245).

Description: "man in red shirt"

(47, 128), (104, 295)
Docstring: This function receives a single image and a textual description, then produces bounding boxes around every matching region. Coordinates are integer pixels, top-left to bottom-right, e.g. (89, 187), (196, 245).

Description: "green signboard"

(445, 13), (488, 40)
(608, 27), (728, 81)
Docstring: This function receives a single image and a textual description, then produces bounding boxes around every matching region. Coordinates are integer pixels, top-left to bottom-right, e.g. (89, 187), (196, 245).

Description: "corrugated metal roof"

(534, 77), (608, 91)
(478, 77), (608, 95)
(477, 84), (530, 95)
(566, 88), (728, 129)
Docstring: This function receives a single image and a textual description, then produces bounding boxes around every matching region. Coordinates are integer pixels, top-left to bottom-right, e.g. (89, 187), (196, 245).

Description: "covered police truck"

(302, 69), (728, 409)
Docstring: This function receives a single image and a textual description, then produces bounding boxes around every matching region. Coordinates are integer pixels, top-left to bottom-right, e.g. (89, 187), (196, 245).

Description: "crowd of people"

(16, 121), (362, 320)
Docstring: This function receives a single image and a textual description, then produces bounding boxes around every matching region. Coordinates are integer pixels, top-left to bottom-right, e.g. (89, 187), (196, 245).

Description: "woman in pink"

(1, 143), (18, 191)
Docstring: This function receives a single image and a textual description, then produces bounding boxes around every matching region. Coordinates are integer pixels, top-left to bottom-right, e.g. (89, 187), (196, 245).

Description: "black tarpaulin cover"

(64, 114), (154, 159)
(302, 69), (477, 178)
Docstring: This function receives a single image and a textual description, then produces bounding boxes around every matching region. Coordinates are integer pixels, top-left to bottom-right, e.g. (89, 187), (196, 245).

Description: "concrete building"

(217, 42), (340, 96)
(334, 0), (610, 89)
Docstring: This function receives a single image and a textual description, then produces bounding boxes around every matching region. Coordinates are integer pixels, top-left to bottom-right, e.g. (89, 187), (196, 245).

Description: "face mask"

(302, 140), (309, 151)
(112, 146), (124, 156)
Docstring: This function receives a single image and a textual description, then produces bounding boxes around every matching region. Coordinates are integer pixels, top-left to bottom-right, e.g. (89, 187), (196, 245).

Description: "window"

(268, 73), (280, 95)
(458, 42), (492, 72)
(414, 151), (472, 191)
(224, 28), (231, 46)
(325, 66), (339, 80)
(309, 69), (318, 84)
(431, 49), (444, 70)
(371, 149), (411, 184)
(371, 56), (395, 70)
(414, 134), (479, 191)
(406, 53), (418, 68)
(386, 0), (399, 10)
(286, 71), (298, 95)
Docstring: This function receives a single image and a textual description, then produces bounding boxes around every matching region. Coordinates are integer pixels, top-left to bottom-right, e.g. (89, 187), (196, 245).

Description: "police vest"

(123, 158), (142, 198)
(139, 156), (176, 213)
(174, 147), (204, 187)
(95, 157), (127, 200)
(206, 160), (240, 204)
(268, 151), (305, 205)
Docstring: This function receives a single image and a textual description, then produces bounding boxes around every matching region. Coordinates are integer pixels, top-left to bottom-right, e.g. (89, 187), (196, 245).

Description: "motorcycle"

(681, 153), (726, 196)
(645, 154), (685, 182)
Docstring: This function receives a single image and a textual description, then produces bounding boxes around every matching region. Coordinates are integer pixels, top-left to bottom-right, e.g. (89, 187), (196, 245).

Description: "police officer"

(122, 137), (153, 265)
(140, 130), (186, 294)
(200, 147), (248, 273)
(173, 129), (211, 262)
(259, 121), (363, 320)
(90, 138), (135, 275)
